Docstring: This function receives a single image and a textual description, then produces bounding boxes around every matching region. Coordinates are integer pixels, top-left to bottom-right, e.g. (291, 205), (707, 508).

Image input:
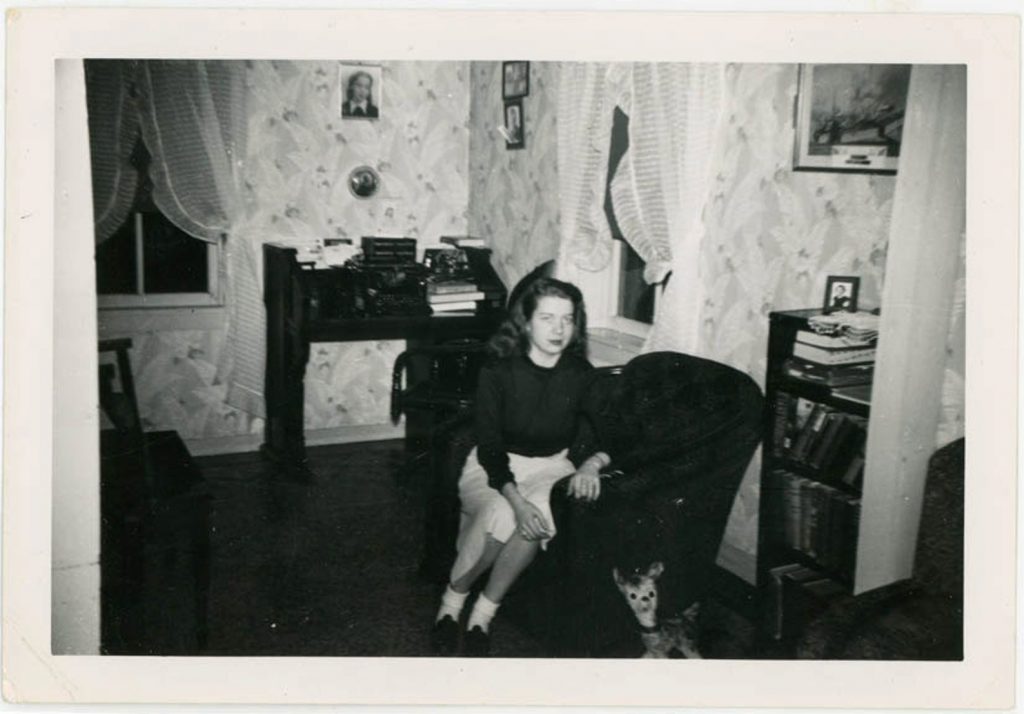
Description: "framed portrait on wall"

(504, 99), (525, 150)
(793, 63), (912, 174)
(339, 63), (382, 120)
(502, 60), (529, 99)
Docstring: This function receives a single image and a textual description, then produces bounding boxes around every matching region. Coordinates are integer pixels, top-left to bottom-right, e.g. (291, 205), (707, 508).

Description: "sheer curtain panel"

(556, 63), (623, 274)
(609, 63), (725, 354)
(134, 61), (265, 419)
(135, 60), (247, 243)
(84, 60), (141, 244)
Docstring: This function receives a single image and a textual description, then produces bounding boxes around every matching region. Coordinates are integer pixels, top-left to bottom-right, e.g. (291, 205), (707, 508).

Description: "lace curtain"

(135, 61), (247, 243)
(609, 63), (725, 354)
(135, 61), (265, 418)
(555, 63), (627, 273)
(84, 60), (140, 244)
(87, 60), (265, 419)
(135, 61), (266, 418)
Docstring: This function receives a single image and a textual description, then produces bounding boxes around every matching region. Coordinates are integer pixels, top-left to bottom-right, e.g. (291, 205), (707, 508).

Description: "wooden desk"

(262, 243), (505, 467)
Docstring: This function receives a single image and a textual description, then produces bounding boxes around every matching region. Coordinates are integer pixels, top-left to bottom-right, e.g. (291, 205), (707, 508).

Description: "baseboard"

(184, 423), (406, 457)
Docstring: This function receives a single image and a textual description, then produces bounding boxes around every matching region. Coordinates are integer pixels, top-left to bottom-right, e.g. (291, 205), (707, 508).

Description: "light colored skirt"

(449, 446), (576, 584)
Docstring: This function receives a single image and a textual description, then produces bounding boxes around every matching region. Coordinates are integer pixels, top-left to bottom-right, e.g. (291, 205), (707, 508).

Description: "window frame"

(563, 240), (664, 343)
(606, 238), (665, 339)
(97, 212), (224, 311)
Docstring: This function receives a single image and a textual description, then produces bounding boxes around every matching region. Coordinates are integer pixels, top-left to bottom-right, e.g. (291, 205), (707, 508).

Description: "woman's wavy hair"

(488, 276), (588, 359)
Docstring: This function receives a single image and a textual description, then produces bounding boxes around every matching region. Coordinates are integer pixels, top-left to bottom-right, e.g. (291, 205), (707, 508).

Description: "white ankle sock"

(467, 593), (500, 633)
(435, 585), (468, 623)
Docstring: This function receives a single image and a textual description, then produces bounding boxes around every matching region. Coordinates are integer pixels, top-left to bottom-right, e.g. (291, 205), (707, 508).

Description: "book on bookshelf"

(768, 563), (806, 638)
(789, 403), (831, 463)
(780, 470), (802, 550)
(805, 412), (844, 470)
(782, 357), (874, 387)
(800, 479), (821, 556)
(771, 392), (798, 457)
(841, 453), (866, 490)
(773, 469), (861, 579)
(792, 342), (876, 365)
(821, 419), (866, 482)
(771, 392), (868, 487)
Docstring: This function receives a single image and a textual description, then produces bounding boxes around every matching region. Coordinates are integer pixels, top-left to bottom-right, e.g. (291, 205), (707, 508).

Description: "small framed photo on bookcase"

(823, 275), (860, 314)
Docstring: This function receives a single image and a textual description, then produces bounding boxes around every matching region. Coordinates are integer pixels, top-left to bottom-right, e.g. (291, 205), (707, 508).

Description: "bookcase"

(758, 308), (913, 635)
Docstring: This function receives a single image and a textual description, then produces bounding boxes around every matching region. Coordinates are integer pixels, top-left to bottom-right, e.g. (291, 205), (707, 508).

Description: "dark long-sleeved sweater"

(474, 352), (594, 491)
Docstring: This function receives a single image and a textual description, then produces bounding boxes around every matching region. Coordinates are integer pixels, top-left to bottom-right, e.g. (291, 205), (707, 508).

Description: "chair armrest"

(600, 419), (760, 506)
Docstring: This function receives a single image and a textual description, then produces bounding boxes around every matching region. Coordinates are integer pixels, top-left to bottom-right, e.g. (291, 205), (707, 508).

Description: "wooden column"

(52, 59), (102, 652)
(856, 66), (966, 594)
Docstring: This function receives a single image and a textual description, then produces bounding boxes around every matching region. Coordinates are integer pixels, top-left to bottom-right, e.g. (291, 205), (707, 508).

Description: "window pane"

(95, 216), (138, 294)
(604, 106), (630, 240)
(141, 213), (209, 294)
(618, 241), (655, 324)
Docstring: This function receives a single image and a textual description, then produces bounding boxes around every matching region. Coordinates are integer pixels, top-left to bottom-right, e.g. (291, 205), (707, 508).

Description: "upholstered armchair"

(423, 350), (764, 657)
(793, 438), (964, 660)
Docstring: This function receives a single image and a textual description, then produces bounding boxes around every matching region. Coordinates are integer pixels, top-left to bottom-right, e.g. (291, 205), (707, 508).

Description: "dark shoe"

(463, 625), (490, 657)
(430, 615), (459, 655)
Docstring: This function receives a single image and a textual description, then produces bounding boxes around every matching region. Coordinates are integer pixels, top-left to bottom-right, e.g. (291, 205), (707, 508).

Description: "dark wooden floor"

(195, 440), (548, 656)
(118, 438), (769, 658)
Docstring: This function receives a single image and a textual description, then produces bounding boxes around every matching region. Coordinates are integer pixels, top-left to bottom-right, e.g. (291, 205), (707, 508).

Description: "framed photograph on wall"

(504, 99), (525, 150)
(793, 64), (912, 174)
(502, 60), (529, 99)
(823, 275), (860, 314)
(339, 63), (382, 120)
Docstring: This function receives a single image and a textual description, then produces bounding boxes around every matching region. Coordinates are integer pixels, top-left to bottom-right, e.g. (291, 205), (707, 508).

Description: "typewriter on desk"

(305, 237), (506, 320)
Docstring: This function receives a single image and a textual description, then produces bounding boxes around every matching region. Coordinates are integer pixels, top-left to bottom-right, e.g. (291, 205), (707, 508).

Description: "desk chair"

(98, 339), (211, 654)
(389, 259), (556, 481)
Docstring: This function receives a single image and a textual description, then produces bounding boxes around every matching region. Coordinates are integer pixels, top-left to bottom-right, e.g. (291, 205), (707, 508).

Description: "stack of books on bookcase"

(770, 389), (869, 580)
(772, 397), (868, 484)
(782, 329), (877, 387)
(771, 469), (861, 579)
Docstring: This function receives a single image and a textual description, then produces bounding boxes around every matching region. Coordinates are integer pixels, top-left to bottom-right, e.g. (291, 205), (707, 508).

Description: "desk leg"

(262, 245), (310, 469)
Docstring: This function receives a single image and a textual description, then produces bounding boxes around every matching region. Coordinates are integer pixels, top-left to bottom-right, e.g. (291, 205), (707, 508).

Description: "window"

(95, 139), (221, 309)
(602, 106), (663, 330)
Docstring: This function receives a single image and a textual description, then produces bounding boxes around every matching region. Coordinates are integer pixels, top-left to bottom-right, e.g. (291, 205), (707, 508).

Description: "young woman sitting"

(430, 277), (612, 656)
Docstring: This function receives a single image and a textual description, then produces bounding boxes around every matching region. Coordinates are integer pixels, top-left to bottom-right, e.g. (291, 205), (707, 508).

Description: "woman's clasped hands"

(513, 500), (553, 541)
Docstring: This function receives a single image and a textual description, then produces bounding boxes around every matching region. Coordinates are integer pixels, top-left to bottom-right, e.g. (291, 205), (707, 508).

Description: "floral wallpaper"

(102, 62), (965, 581)
(467, 61), (561, 290)
(699, 64), (895, 397)
(698, 64), (965, 576)
(105, 60), (472, 441)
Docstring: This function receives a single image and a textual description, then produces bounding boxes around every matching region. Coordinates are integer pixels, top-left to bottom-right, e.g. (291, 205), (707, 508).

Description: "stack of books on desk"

(783, 330), (877, 387)
(427, 280), (485, 314)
